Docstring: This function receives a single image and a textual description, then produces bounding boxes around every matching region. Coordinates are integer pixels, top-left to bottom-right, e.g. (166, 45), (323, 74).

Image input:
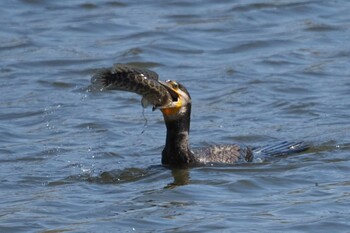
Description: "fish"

(91, 64), (173, 109)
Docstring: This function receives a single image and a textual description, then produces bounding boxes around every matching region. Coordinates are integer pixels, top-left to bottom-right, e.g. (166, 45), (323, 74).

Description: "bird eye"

(171, 81), (179, 89)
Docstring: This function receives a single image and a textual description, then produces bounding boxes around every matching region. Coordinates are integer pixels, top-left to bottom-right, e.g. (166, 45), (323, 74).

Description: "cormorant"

(91, 64), (308, 168)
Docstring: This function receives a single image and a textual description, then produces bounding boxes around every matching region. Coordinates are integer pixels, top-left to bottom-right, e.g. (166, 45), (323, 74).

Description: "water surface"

(1, 0), (350, 232)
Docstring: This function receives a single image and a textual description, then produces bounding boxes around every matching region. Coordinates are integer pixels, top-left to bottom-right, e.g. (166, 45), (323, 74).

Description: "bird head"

(157, 80), (191, 120)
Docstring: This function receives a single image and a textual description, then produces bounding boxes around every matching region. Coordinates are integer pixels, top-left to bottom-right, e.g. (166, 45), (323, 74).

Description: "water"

(1, 0), (350, 232)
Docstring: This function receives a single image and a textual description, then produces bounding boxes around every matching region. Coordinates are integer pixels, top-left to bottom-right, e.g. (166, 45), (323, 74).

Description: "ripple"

(49, 166), (165, 185)
(0, 37), (32, 50)
(1, 0), (350, 232)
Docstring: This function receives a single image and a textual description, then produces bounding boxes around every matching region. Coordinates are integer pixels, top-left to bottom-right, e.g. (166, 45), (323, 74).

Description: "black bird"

(91, 64), (308, 168)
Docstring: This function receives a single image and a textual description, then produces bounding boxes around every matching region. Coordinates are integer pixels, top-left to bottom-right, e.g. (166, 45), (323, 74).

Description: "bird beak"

(158, 81), (179, 102)
(156, 80), (183, 116)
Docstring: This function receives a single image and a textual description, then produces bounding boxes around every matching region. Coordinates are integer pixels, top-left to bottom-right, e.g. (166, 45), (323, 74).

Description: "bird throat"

(161, 104), (196, 166)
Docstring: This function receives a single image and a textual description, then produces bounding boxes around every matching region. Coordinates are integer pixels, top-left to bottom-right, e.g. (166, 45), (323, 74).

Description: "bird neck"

(161, 104), (196, 167)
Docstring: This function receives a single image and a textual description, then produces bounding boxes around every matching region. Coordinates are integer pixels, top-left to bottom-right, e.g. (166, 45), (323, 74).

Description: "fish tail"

(90, 68), (112, 90)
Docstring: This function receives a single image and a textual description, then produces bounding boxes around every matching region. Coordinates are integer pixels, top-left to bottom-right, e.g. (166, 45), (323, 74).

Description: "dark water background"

(1, 0), (350, 232)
